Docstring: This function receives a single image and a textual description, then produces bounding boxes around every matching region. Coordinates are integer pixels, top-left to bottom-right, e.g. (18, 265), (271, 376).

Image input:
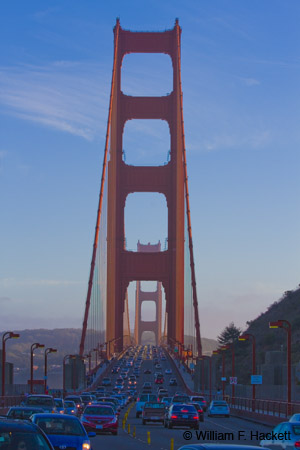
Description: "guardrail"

(229, 396), (300, 419)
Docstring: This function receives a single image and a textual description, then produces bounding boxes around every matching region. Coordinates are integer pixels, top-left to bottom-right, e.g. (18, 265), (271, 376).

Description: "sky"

(1, 0), (300, 341)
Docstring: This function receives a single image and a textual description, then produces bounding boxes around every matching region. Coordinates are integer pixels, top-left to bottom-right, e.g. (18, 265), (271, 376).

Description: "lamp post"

(44, 348), (57, 394)
(63, 354), (75, 396)
(269, 320), (292, 408)
(30, 343), (45, 394)
(1, 332), (20, 396)
(239, 333), (256, 409)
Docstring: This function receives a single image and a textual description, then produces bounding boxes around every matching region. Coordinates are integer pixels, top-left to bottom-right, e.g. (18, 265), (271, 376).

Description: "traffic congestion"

(0, 345), (282, 449)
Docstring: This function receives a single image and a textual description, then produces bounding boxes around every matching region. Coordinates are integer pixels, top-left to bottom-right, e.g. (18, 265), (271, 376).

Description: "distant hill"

(215, 286), (300, 384)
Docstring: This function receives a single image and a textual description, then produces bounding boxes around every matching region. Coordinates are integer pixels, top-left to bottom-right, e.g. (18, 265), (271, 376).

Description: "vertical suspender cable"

(175, 21), (202, 356)
(79, 20), (120, 356)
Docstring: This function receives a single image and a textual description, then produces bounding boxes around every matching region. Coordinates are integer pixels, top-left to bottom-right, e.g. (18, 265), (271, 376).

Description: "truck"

(142, 402), (166, 425)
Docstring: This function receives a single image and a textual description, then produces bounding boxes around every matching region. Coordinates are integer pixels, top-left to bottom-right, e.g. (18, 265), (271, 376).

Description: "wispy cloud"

(0, 278), (84, 287)
(240, 77), (260, 87)
(193, 129), (271, 153)
(0, 62), (110, 140)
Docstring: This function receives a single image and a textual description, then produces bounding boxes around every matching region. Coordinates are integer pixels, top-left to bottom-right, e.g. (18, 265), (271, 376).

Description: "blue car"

(207, 400), (230, 417)
(31, 413), (95, 450)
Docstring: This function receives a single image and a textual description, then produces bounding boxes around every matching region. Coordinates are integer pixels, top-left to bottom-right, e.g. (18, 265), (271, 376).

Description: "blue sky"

(0, 1), (300, 340)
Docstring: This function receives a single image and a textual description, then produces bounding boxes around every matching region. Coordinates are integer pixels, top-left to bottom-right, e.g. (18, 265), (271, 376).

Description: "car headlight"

(82, 443), (91, 450)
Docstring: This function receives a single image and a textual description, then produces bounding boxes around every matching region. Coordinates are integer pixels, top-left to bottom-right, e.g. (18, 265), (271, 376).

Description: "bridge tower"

(106, 20), (186, 353)
(134, 241), (162, 345)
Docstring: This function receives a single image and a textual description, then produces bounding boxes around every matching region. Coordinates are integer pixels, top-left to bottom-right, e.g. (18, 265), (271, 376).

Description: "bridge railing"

(228, 396), (300, 421)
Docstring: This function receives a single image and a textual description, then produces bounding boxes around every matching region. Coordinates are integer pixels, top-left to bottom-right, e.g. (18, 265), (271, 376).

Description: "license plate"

(96, 425), (103, 429)
(183, 415), (188, 418)
(150, 416), (160, 420)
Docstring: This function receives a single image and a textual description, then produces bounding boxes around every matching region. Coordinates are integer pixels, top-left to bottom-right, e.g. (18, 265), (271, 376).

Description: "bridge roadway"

(90, 347), (272, 450)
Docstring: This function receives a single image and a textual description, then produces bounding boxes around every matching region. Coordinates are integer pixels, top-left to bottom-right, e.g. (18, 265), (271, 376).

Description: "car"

(165, 368), (172, 374)
(6, 406), (45, 420)
(63, 400), (77, 415)
(31, 413), (95, 449)
(188, 403), (204, 422)
(161, 397), (173, 406)
(0, 417), (54, 449)
(142, 402), (166, 425)
(289, 414), (300, 422)
(81, 405), (119, 435)
(260, 421), (300, 449)
(190, 395), (207, 412)
(172, 394), (191, 404)
(164, 404), (199, 430)
(64, 395), (83, 414)
(135, 394), (157, 418)
(102, 377), (112, 386)
(208, 400), (230, 417)
(155, 375), (164, 384)
(142, 382), (152, 391)
(54, 398), (64, 414)
(22, 395), (56, 413)
(169, 378), (178, 386)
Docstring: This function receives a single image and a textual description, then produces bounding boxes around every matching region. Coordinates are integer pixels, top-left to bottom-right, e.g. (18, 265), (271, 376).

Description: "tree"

(217, 322), (242, 346)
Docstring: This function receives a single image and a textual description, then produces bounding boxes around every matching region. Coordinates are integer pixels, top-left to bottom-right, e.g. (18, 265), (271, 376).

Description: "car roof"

(9, 406), (44, 410)
(32, 413), (79, 419)
(0, 418), (41, 432)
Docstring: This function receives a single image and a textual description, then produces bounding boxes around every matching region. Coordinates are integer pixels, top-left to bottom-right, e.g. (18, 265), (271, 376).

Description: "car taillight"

(198, 409), (203, 413)
(193, 416), (199, 419)
(295, 443), (300, 448)
(137, 397), (139, 401)
(171, 415), (177, 419)
(157, 397), (160, 401)
(181, 410), (189, 413)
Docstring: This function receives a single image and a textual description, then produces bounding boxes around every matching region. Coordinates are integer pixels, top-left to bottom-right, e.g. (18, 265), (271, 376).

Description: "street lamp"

(30, 343), (45, 394)
(44, 348), (57, 394)
(239, 333), (256, 409)
(63, 354), (75, 396)
(1, 332), (20, 396)
(269, 320), (292, 408)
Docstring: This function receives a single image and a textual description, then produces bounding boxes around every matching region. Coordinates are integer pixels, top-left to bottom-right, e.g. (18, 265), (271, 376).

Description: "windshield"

(213, 402), (228, 406)
(26, 397), (53, 407)
(173, 405), (196, 412)
(54, 399), (63, 407)
(64, 401), (75, 407)
(0, 431), (51, 449)
(8, 408), (41, 419)
(84, 406), (114, 415)
(35, 417), (85, 436)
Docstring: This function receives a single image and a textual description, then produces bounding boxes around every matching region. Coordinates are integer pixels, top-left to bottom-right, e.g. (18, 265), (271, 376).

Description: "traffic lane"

(125, 407), (273, 450)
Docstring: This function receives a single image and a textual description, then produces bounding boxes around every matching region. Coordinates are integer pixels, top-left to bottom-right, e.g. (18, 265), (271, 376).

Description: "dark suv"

(0, 418), (54, 449)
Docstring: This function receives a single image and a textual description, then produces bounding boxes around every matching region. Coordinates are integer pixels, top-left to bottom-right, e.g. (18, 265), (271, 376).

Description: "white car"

(207, 400), (230, 417)
(165, 368), (172, 375)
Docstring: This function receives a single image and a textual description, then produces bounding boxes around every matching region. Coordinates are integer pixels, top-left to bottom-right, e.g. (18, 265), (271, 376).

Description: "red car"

(81, 405), (118, 435)
(155, 376), (164, 384)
